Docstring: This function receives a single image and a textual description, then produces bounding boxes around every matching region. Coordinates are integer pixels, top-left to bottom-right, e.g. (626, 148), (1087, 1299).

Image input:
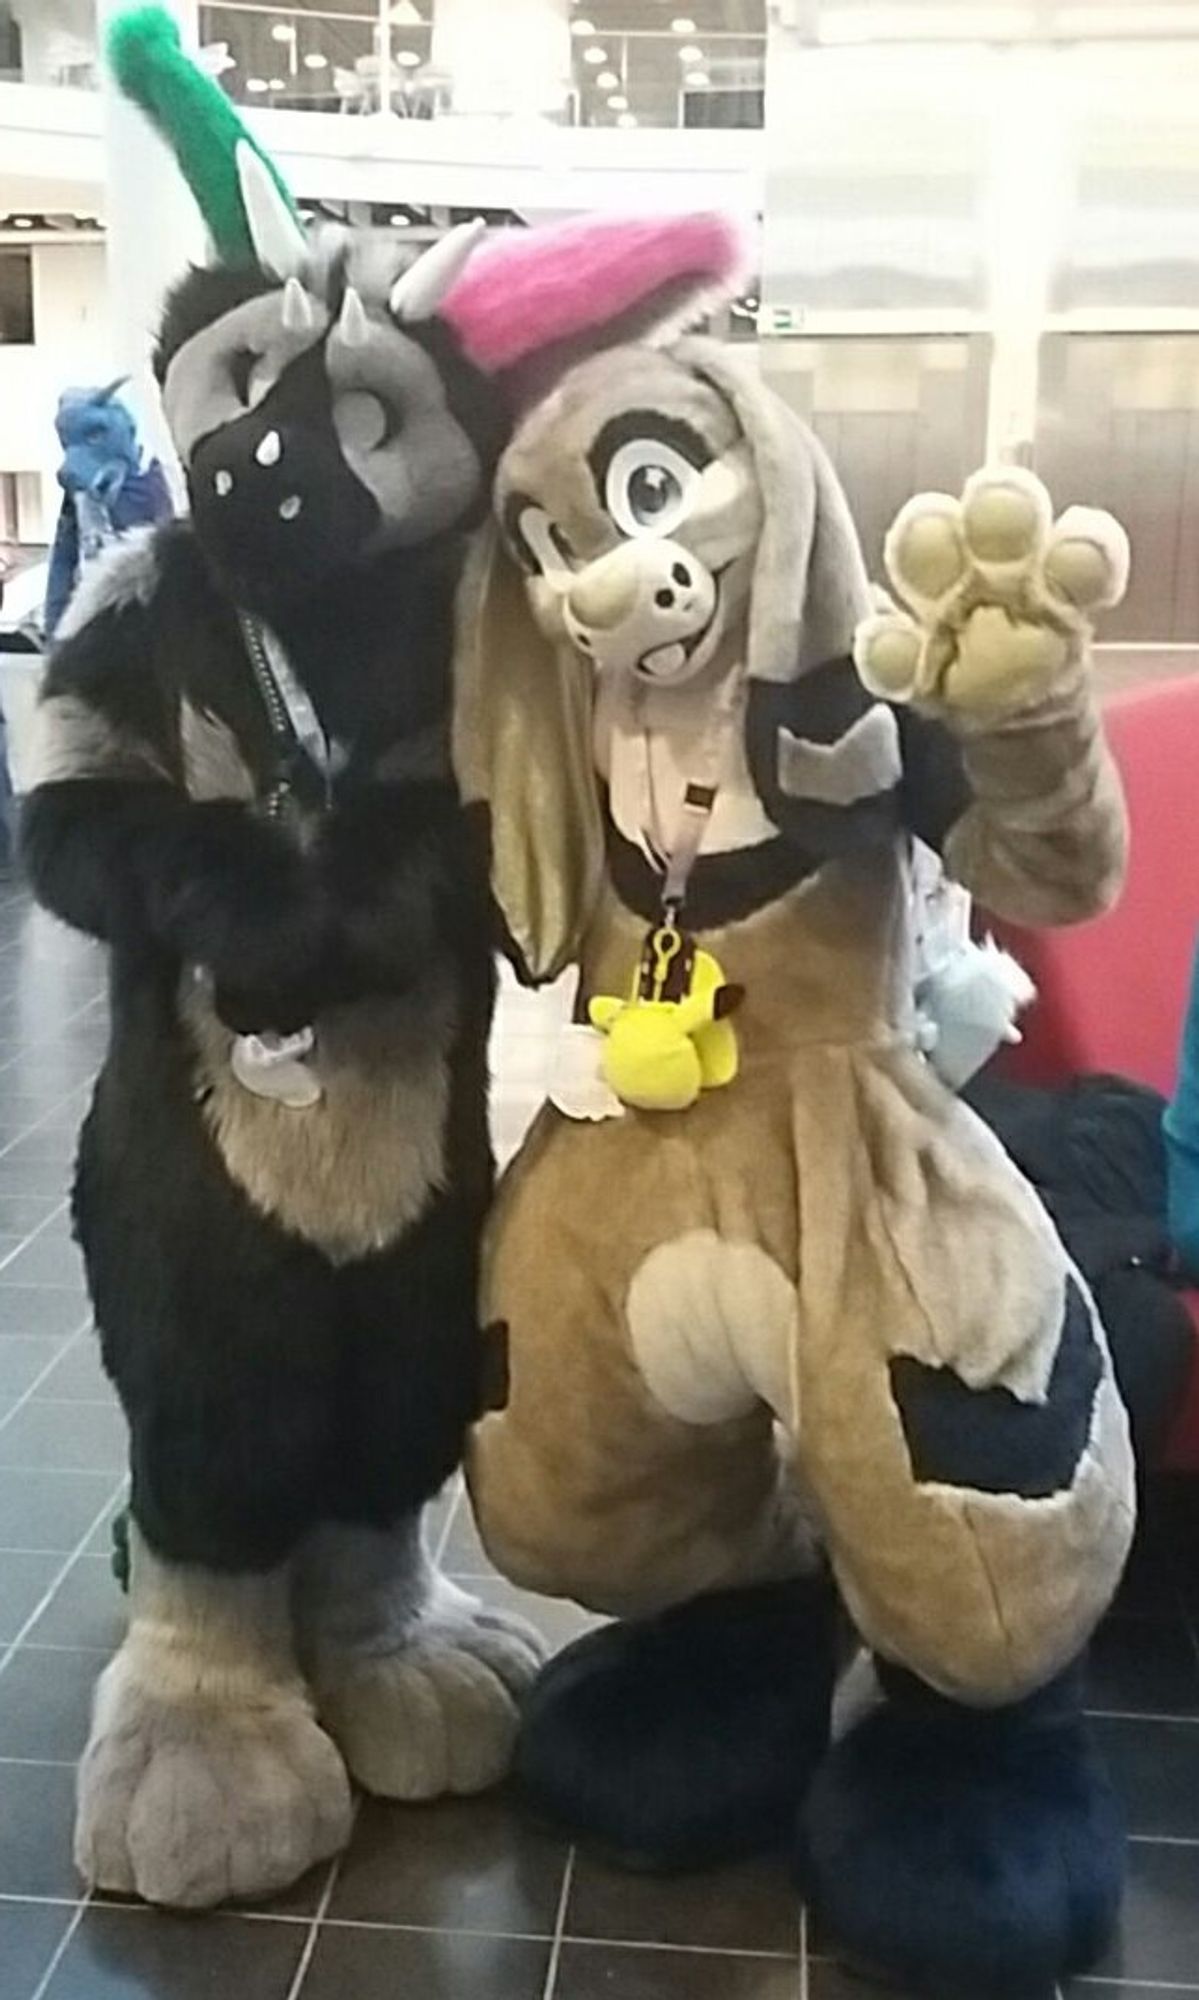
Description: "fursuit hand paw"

(854, 468), (1129, 725)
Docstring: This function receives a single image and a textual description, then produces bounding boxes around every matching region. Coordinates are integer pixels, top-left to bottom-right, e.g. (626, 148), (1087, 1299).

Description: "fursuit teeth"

(440, 212), (747, 376)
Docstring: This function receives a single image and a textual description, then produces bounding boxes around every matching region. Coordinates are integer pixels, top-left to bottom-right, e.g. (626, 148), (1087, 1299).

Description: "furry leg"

(799, 1658), (1125, 2000)
(75, 1523), (352, 1909)
(516, 1573), (838, 1871)
(295, 1512), (547, 1800)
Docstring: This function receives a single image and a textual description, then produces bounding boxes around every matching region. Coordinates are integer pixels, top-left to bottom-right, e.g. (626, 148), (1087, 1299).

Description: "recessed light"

(395, 48), (421, 67)
(389, 213), (413, 226)
(583, 45), (608, 64)
(303, 51), (329, 70)
(687, 70), (711, 87)
(671, 15), (697, 30)
(267, 77), (286, 90)
(12, 216), (33, 229)
(678, 44), (704, 65)
(571, 16), (596, 31)
(596, 69), (619, 89)
(744, 295), (760, 310)
(246, 76), (268, 92)
(617, 112), (637, 128)
(607, 93), (628, 110)
(270, 21), (295, 40)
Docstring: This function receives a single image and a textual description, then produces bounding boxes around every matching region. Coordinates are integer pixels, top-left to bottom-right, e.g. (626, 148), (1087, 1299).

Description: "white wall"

(0, 237), (111, 541)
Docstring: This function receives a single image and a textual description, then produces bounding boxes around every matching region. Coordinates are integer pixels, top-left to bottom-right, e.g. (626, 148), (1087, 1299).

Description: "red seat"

(990, 677), (1199, 1469)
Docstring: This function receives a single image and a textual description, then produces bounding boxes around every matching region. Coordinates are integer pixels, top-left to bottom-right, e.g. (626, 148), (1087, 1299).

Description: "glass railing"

(0, 1), (766, 130)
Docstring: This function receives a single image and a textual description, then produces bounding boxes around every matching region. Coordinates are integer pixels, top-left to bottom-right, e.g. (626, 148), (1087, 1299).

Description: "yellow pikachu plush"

(588, 948), (742, 1113)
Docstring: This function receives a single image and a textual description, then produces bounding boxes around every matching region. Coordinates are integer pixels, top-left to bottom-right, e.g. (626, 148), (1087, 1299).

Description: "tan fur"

(29, 692), (170, 790)
(180, 700), (257, 802)
(181, 973), (455, 1263)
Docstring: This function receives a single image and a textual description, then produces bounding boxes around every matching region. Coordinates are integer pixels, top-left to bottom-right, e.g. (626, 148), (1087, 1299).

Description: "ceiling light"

(687, 70), (711, 86)
(595, 69), (619, 89)
(572, 16), (596, 32)
(395, 48), (422, 66)
(270, 21), (295, 41)
(583, 45), (608, 64)
(678, 44), (704, 64)
(12, 216), (32, 229)
(389, 213), (413, 226)
(671, 15), (697, 29)
(267, 77), (286, 90)
(246, 75), (268, 92)
(607, 93), (628, 110)
(617, 112), (637, 128)
(303, 51), (328, 70)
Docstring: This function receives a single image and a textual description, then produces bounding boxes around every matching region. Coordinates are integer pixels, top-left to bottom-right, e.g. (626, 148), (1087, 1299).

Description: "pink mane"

(441, 211), (746, 376)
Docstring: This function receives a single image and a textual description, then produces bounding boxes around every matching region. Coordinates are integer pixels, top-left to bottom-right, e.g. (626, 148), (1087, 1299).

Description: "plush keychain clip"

(588, 926), (743, 1114)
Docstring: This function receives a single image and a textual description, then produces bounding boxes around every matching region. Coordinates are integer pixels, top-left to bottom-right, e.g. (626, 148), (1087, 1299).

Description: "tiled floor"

(0, 881), (1198, 2000)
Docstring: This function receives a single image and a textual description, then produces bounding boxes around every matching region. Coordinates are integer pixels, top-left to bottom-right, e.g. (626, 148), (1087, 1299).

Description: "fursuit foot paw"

(854, 467), (1129, 724)
(517, 1575), (837, 1872)
(75, 1643), (353, 1909)
(315, 1576), (547, 1801)
(798, 1667), (1125, 2000)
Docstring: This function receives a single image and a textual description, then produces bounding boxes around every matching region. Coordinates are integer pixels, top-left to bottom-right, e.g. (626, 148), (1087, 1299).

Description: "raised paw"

(315, 1576), (547, 1801)
(75, 1641), (353, 1908)
(854, 468), (1129, 721)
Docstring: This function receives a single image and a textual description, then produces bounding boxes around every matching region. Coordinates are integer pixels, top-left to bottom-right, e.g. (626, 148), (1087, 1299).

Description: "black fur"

(516, 1575), (838, 1870)
(799, 1661), (1125, 2000)
(25, 266), (509, 1573)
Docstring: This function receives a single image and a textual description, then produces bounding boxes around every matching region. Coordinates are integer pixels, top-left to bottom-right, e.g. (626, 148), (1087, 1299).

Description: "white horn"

(338, 286), (370, 348)
(281, 275), (315, 335)
(389, 217), (487, 323)
(236, 141), (306, 280)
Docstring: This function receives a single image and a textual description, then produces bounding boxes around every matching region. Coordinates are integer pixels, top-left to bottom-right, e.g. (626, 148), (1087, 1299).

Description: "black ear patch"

(747, 659), (901, 860)
(889, 1279), (1102, 1500)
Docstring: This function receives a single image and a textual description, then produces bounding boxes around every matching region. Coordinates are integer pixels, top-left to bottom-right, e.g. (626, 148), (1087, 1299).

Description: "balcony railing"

(0, 2), (766, 131)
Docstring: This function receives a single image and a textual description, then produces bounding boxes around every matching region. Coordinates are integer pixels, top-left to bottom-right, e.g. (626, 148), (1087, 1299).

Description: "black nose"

(655, 588), (676, 609)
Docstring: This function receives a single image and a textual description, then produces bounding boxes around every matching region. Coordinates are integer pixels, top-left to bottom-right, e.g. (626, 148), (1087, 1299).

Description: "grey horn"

(281, 275), (315, 335)
(388, 217), (486, 324)
(337, 285), (370, 349)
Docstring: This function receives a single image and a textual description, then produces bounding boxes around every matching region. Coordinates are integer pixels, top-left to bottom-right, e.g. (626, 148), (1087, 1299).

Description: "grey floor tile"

(42, 1906), (306, 2000)
(1087, 1616), (1199, 1716)
(0, 1549), (65, 1642)
(28, 1556), (126, 1654)
(0, 1761), (80, 1898)
(0, 1233), (85, 1292)
(807, 1969), (927, 2000)
(0, 1292), (89, 1343)
(83, 1492), (130, 1559)
(567, 1853), (798, 1956)
(302, 1925), (551, 2000)
(0, 1400), (127, 1474)
(1091, 1718), (1199, 1839)
(1084, 1838), (1199, 1987)
(0, 1470), (117, 1553)
(553, 1942), (801, 1999)
(31, 1339), (110, 1405)
(0, 1897), (76, 1996)
(328, 1793), (567, 1936)
(0, 1168), (73, 1205)
(0, 1645), (101, 1761)
(0, 1337), (65, 1404)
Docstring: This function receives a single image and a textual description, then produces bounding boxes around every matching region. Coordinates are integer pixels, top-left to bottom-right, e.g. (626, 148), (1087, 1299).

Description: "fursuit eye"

(230, 348), (262, 408)
(334, 390), (396, 455)
(606, 439), (700, 540)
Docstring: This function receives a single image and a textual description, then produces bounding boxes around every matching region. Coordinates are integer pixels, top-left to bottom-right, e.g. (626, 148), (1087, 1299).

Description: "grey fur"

(326, 321), (481, 546)
(54, 528), (162, 645)
(779, 703), (902, 807)
(29, 690), (169, 790)
(162, 290), (330, 464)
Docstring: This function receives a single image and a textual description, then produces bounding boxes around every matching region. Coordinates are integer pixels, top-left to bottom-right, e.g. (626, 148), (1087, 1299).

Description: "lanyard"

(635, 673), (742, 924)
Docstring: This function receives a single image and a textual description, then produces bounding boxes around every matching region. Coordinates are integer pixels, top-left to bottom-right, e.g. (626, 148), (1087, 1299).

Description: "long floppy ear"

(673, 337), (902, 859)
(452, 525), (604, 985)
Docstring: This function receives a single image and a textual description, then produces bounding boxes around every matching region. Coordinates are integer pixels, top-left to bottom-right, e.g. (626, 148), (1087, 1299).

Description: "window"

(0, 250), (33, 345)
